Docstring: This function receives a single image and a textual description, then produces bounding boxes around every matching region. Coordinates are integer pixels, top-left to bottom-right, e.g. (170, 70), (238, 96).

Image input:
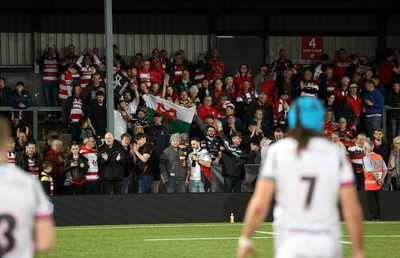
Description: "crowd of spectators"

(1, 44), (400, 194)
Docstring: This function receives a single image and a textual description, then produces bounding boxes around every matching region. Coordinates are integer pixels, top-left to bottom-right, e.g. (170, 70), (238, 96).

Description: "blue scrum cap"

(288, 97), (325, 132)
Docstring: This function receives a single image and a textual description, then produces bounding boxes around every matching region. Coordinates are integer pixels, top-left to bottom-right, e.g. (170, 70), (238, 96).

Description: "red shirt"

(209, 59), (225, 80)
(198, 105), (219, 122)
(377, 58), (395, 85)
(333, 57), (351, 80)
(138, 68), (158, 87)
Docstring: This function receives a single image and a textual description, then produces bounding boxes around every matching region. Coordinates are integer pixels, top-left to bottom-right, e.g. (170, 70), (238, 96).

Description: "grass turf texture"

(37, 222), (400, 258)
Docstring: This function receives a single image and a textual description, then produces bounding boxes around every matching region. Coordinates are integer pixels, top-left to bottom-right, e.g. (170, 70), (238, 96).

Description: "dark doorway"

(216, 36), (264, 79)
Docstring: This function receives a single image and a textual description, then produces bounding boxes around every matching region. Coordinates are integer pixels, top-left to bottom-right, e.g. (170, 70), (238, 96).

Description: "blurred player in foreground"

(0, 117), (55, 258)
(238, 97), (364, 258)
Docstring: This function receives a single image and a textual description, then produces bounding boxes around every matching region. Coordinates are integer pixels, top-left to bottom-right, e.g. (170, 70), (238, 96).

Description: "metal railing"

(0, 105), (398, 142)
(382, 105), (400, 141)
(0, 106), (63, 141)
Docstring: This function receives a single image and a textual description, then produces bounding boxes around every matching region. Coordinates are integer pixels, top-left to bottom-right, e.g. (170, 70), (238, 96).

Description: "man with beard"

(201, 125), (220, 163)
(186, 138), (212, 192)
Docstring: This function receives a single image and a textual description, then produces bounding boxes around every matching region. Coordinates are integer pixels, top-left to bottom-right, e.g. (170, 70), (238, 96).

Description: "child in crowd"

(40, 161), (53, 196)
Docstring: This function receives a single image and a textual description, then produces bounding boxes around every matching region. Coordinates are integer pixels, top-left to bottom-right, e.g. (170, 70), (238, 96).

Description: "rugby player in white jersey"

(238, 97), (363, 258)
(0, 117), (55, 257)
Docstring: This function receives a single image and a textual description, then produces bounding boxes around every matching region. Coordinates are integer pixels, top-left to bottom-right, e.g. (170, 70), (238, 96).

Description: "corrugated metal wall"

(267, 36), (378, 64)
(387, 36), (400, 50)
(0, 34), (384, 66)
(0, 33), (32, 66)
(39, 33), (209, 63)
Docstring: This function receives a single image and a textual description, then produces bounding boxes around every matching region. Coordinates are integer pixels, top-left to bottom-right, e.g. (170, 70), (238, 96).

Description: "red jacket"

(346, 94), (363, 117)
(44, 148), (64, 184)
(261, 79), (278, 107)
(332, 87), (349, 103)
(234, 75), (253, 91)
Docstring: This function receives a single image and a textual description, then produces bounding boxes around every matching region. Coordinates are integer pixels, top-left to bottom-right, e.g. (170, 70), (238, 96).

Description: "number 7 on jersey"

(301, 176), (317, 209)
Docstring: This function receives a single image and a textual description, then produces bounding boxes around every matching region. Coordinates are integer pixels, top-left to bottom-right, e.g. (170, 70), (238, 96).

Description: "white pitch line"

(55, 221), (400, 231)
(144, 236), (274, 242)
(340, 241), (352, 244)
(363, 235), (400, 238)
(255, 230), (276, 235)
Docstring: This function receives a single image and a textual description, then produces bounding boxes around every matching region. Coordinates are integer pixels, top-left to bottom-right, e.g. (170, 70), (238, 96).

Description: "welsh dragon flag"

(143, 95), (196, 134)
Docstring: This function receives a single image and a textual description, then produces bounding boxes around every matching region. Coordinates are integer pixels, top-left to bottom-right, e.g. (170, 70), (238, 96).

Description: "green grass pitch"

(37, 222), (400, 258)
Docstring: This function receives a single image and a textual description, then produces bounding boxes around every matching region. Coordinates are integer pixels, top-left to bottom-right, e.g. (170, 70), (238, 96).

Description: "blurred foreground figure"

(238, 97), (364, 258)
(0, 117), (55, 257)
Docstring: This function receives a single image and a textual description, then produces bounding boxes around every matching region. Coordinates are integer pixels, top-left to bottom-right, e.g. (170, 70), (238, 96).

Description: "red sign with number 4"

(301, 37), (324, 60)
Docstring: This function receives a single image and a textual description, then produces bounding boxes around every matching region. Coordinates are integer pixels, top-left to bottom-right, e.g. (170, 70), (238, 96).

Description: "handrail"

(0, 105), (398, 142)
(0, 106), (63, 141)
(382, 105), (400, 141)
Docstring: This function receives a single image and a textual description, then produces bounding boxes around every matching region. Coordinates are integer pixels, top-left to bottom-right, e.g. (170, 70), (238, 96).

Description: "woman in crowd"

(63, 142), (89, 195)
(149, 82), (162, 97)
(324, 107), (338, 135)
(325, 93), (341, 119)
(388, 136), (400, 190)
(234, 64), (253, 91)
(133, 124), (145, 137)
(163, 84), (179, 103)
(16, 142), (43, 179)
(188, 85), (201, 108)
(252, 108), (270, 137)
(225, 76), (237, 102)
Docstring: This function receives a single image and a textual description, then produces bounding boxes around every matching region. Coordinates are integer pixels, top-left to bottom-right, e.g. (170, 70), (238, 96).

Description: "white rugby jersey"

(259, 137), (354, 233)
(0, 164), (52, 258)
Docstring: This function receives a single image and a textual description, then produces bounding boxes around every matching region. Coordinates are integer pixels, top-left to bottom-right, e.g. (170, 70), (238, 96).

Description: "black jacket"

(374, 141), (390, 164)
(221, 139), (248, 179)
(64, 153), (89, 183)
(0, 86), (12, 106)
(387, 91), (400, 118)
(98, 139), (128, 180)
(16, 152), (43, 174)
(89, 101), (107, 137)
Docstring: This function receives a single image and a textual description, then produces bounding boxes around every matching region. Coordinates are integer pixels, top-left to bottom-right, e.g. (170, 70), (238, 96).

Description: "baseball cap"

(0, 75), (5, 81)
(350, 83), (358, 88)
(288, 97), (325, 132)
(170, 133), (180, 142)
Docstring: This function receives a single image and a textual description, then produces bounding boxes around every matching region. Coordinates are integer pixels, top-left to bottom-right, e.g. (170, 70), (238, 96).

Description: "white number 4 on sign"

(308, 38), (317, 48)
